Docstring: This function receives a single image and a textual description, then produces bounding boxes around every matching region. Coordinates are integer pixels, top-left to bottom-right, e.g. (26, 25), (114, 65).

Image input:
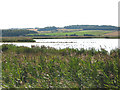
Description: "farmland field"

(104, 31), (120, 37)
(27, 30), (114, 36)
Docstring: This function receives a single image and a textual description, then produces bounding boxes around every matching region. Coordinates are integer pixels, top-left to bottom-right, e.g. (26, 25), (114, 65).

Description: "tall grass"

(1, 37), (35, 42)
(1, 44), (119, 88)
(0, 36), (119, 43)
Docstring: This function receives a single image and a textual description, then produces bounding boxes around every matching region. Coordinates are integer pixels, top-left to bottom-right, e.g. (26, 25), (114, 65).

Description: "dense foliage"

(37, 25), (118, 31)
(1, 37), (35, 42)
(1, 44), (119, 88)
(37, 26), (58, 31)
(1, 29), (37, 37)
(64, 25), (117, 30)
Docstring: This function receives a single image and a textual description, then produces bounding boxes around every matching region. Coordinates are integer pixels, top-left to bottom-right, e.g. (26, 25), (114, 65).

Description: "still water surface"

(1, 39), (119, 52)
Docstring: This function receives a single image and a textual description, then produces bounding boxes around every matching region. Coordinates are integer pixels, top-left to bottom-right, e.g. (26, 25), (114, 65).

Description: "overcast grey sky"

(0, 0), (119, 29)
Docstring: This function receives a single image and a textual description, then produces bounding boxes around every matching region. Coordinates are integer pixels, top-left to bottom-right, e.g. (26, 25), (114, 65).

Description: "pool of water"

(0, 39), (119, 52)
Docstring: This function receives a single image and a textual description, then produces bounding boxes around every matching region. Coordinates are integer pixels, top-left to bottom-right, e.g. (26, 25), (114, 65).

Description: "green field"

(28, 30), (114, 36)
(1, 44), (119, 88)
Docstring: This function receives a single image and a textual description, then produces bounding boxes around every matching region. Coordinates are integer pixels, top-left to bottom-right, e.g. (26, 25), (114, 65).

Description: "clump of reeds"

(1, 44), (119, 88)
(1, 37), (35, 42)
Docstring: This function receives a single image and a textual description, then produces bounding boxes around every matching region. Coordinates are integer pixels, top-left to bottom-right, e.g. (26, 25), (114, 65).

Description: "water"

(0, 39), (119, 52)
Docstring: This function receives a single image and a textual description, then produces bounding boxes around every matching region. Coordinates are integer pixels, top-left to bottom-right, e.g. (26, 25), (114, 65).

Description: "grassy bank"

(1, 37), (35, 42)
(32, 36), (120, 39)
(0, 36), (120, 43)
(1, 44), (119, 88)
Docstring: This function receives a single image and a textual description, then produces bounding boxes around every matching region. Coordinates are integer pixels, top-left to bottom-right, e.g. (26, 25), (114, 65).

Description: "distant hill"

(64, 25), (117, 30)
(37, 26), (58, 31)
(0, 25), (118, 37)
(36, 25), (117, 32)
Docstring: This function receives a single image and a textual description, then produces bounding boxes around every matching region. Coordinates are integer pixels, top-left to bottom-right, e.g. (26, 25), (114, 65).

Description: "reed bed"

(0, 36), (119, 43)
(1, 37), (35, 42)
(1, 44), (119, 88)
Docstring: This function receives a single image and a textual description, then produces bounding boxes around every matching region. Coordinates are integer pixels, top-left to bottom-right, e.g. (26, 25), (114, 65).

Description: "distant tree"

(70, 34), (78, 36)
(38, 26), (58, 31)
(84, 34), (95, 36)
(1, 29), (38, 37)
(64, 25), (117, 30)
(66, 34), (68, 36)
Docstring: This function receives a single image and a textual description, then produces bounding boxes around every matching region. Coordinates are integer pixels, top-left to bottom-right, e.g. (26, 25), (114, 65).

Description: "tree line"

(37, 26), (58, 31)
(64, 25), (117, 30)
(36, 25), (117, 31)
(1, 29), (37, 37)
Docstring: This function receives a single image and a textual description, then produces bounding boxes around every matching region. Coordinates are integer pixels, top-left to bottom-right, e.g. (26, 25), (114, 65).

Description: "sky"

(0, 0), (119, 29)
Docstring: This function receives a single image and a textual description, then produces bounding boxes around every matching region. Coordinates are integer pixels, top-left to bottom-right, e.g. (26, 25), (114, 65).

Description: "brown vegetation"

(104, 31), (120, 37)
(27, 29), (38, 31)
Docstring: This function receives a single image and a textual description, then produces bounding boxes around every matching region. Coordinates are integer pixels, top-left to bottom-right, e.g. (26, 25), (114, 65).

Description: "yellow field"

(104, 31), (120, 36)
(57, 29), (83, 32)
(27, 29), (38, 31)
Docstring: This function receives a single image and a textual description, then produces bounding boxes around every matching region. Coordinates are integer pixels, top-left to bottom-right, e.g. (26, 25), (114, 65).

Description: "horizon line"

(0, 24), (118, 30)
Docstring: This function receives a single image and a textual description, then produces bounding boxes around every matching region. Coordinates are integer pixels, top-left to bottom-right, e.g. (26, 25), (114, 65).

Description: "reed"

(0, 36), (119, 43)
(1, 37), (35, 42)
(1, 44), (119, 88)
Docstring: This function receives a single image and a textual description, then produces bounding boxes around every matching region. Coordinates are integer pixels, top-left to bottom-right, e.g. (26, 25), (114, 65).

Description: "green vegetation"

(64, 25), (117, 30)
(37, 26), (57, 31)
(1, 37), (35, 42)
(1, 35), (119, 42)
(0, 25), (118, 42)
(1, 25), (118, 37)
(32, 36), (120, 39)
(36, 25), (117, 31)
(27, 30), (114, 36)
(1, 44), (119, 88)
(1, 29), (38, 37)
